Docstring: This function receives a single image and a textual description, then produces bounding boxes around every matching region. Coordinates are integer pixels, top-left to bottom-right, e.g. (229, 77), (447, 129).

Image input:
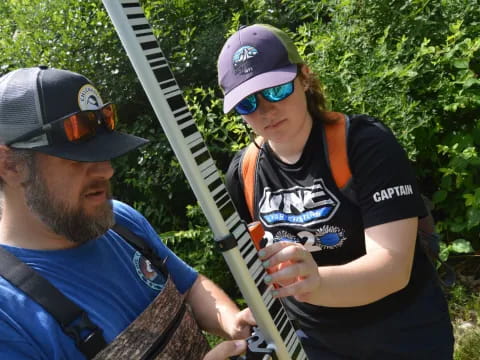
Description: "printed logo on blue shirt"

(259, 179), (340, 227)
(133, 251), (166, 291)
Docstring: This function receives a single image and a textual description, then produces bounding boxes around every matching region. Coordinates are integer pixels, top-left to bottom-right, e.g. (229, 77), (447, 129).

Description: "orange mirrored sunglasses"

(6, 103), (117, 146)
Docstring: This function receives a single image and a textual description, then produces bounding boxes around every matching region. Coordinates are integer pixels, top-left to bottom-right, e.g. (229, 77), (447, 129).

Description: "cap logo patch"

(78, 84), (104, 110)
(232, 46), (258, 75)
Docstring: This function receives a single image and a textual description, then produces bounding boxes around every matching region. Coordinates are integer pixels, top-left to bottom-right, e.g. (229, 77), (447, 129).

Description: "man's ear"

(0, 146), (27, 186)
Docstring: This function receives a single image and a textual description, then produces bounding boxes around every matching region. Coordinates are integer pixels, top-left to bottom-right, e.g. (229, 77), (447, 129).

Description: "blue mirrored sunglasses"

(234, 81), (295, 115)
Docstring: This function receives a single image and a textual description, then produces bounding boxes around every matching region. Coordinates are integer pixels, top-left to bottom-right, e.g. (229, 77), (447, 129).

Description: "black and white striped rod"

(102, 1), (307, 359)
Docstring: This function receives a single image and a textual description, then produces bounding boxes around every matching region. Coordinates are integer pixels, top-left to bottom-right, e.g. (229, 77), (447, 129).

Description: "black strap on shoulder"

(112, 223), (168, 277)
(0, 247), (107, 359)
(0, 223), (168, 358)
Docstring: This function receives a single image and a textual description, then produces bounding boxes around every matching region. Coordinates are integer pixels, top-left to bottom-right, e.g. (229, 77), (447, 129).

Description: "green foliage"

(160, 204), (240, 297)
(0, 0), (134, 101)
(434, 132), (480, 250)
(449, 283), (480, 359)
(449, 283), (480, 320)
(185, 86), (249, 169)
(292, 0), (480, 253)
(143, 0), (246, 88)
(440, 239), (476, 261)
(454, 329), (480, 360)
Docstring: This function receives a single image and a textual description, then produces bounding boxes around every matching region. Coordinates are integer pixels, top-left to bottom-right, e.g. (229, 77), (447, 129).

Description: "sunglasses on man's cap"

(6, 103), (117, 147)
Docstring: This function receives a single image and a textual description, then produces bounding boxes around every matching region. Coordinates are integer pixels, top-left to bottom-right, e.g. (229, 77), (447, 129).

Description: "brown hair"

(297, 64), (337, 124)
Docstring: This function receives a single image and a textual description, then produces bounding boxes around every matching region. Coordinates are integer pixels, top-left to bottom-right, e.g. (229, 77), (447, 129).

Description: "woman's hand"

(258, 218), (418, 307)
(258, 241), (321, 303)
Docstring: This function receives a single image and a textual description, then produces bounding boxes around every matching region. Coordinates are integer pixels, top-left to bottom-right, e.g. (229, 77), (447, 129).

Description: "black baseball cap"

(0, 66), (148, 162)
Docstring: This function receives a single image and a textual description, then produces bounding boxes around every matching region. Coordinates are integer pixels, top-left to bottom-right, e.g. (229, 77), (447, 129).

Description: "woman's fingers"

(259, 241), (308, 267)
(259, 241), (321, 301)
(265, 258), (313, 287)
(268, 273), (319, 300)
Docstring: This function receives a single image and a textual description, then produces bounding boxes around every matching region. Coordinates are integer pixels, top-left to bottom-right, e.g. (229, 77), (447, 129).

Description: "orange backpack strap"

(322, 112), (352, 189)
(240, 137), (263, 220)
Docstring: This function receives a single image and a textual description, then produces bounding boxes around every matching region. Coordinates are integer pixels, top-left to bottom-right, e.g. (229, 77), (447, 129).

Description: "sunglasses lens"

(63, 112), (96, 142)
(101, 103), (116, 131)
(262, 82), (294, 102)
(235, 95), (257, 115)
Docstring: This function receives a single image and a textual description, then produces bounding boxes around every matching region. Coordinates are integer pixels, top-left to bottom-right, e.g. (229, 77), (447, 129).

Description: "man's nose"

(88, 161), (114, 180)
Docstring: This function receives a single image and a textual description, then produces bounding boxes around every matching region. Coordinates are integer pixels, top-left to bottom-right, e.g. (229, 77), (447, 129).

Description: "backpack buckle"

(63, 312), (107, 359)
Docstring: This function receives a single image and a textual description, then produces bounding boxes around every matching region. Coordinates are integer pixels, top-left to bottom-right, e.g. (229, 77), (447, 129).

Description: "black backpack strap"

(112, 223), (169, 278)
(0, 247), (107, 359)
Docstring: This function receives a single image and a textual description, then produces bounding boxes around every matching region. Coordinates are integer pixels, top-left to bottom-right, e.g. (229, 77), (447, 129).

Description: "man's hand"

(186, 275), (256, 339)
(203, 340), (246, 360)
(226, 308), (256, 339)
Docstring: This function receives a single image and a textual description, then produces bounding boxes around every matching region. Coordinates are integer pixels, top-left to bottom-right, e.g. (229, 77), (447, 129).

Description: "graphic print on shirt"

(258, 179), (347, 252)
(133, 251), (166, 291)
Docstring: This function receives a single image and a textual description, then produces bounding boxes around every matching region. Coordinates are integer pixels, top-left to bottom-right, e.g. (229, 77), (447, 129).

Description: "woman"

(217, 24), (454, 359)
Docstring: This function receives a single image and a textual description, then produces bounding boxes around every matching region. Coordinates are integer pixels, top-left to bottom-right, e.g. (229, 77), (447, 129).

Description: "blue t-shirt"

(0, 200), (198, 359)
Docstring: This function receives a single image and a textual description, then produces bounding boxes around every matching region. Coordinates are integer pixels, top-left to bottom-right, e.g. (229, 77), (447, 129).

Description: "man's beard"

(23, 164), (114, 244)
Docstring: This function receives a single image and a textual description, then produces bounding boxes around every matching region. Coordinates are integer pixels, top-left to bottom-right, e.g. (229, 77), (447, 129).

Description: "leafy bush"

(291, 0), (480, 254)
(159, 204), (240, 297)
(455, 329), (480, 360)
(448, 282), (480, 359)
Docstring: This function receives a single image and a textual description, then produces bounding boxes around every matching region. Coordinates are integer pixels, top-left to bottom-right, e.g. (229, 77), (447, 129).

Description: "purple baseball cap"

(217, 24), (303, 113)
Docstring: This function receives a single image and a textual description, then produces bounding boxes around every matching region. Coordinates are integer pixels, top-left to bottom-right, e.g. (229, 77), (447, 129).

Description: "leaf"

(466, 207), (480, 229)
(450, 239), (475, 254)
(464, 77), (480, 88)
(432, 190), (447, 203)
(450, 222), (465, 233)
(453, 59), (469, 69)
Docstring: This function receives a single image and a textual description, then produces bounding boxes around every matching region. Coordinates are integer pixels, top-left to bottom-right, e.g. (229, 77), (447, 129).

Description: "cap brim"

(31, 130), (149, 162)
(223, 64), (298, 113)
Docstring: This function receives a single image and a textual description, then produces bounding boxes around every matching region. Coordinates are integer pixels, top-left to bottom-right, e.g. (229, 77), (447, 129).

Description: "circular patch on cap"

(78, 84), (104, 110)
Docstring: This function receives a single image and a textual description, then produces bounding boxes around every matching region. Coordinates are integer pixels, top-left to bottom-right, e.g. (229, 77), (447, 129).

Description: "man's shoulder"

(112, 200), (145, 225)
(111, 200), (155, 242)
(112, 199), (136, 215)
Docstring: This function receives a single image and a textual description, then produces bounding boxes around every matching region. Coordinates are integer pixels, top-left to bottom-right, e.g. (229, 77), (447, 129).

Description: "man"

(0, 66), (253, 359)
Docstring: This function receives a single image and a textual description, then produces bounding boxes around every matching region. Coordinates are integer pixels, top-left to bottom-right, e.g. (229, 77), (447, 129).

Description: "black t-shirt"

(226, 114), (435, 333)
